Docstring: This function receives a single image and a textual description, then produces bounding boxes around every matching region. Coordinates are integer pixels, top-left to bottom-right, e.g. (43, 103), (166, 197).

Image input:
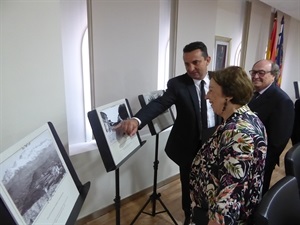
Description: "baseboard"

(75, 174), (180, 225)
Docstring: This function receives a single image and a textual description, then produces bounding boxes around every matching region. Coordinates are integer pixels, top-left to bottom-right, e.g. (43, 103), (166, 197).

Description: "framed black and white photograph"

(214, 36), (231, 70)
(88, 98), (144, 172)
(0, 123), (80, 225)
(138, 90), (175, 135)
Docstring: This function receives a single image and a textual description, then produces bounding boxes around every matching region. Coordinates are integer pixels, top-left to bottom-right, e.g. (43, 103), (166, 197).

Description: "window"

(82, 28), (93, 142)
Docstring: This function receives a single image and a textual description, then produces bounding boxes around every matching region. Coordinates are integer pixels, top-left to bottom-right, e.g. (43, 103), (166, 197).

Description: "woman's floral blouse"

(190, 105), (267, 225)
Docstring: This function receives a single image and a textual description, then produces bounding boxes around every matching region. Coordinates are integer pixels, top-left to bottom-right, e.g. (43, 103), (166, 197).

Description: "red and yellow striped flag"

(266, 12), (277, 61)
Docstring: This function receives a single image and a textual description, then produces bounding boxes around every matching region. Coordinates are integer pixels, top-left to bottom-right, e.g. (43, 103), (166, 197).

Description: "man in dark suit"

(248, 59), (294, 195)
(117, 41), (221, 225)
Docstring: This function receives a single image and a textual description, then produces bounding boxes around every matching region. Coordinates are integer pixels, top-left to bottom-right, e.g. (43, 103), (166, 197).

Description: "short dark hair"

(183, 41), (208, 58)
(211, 66), (254, 105)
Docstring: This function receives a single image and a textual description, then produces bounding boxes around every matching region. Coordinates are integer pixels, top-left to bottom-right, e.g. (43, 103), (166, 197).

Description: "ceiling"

(260, 0), (300, 21)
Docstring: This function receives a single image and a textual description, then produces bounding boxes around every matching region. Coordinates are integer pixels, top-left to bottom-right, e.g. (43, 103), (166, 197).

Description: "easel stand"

(130, 133), (178, 225)
(0, 122), (90, 225)
(114, 168), (121, 225)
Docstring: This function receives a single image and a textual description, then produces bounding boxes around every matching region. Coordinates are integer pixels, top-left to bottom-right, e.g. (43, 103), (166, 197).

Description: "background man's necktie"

(201, 80), (208, 129)
(253, 91), (260, 99)
(249, 91), (260, 106)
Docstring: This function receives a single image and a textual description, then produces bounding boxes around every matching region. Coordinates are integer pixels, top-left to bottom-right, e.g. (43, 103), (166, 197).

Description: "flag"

(266, 12), (277, 61)
(276, 16), (284, 87)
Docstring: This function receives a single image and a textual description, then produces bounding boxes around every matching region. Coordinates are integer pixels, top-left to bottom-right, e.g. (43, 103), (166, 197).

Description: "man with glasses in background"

(248, 59), (294, 195)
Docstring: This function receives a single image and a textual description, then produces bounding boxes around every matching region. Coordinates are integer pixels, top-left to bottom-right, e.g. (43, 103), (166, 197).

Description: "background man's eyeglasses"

(249, 70), (272, 77)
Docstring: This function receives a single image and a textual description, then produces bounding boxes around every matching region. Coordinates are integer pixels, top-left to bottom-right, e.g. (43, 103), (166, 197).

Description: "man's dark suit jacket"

(248, 82), (294, 165)
(135, 73), (221, 167)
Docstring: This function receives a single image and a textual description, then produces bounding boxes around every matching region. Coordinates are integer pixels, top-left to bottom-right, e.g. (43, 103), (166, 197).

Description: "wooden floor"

(76, 141), (291, 225)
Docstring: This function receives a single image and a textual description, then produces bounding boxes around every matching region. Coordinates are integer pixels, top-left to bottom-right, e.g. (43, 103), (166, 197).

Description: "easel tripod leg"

(130, 197), (152, 225)
(130, 134), (178, 225)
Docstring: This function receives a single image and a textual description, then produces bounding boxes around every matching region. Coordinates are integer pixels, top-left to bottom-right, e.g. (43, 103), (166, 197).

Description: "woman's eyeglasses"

(249, 70), (272, 77)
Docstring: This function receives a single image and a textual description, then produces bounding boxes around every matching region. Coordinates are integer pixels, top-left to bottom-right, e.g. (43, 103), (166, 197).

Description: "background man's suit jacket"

(248, 82), (294, 164)
(135, 73), (221, 166)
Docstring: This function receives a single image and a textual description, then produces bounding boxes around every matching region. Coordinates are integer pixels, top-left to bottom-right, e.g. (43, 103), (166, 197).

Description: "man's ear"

(206, 56), (211, 65)
(227, 96), (233, 102)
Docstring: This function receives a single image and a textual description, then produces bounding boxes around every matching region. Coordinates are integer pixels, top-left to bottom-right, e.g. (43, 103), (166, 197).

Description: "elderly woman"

(190, 66), (267, 225)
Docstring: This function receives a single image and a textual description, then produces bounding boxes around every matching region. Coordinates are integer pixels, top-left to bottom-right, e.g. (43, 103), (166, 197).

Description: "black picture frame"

(0, 122), (90, 225)
(138, 90), (175, 135)
(88, 98), (145, 172)
(214, 36), (231, 70)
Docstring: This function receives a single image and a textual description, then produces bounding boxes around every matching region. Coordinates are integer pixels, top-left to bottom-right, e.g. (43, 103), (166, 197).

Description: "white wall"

(1, 1), (67, 152)
(215, 0), (246, 66)
(90, 0), (161, 114)
(175, 0), (246, 75)
(175, 0), (218, 74)
(244, 0), (272, 71)
(279, 17), (300, 100)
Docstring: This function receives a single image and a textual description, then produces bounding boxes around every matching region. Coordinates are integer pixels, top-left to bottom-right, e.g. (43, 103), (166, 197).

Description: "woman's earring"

(222, 99), (228, 112)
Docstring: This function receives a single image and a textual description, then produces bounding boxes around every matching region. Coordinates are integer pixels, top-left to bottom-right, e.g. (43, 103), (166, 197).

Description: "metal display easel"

(0, 122), (91, 225)
(87, 99), (146, 225)
(130, 133), (178, 225)
(114, 168), (121, 225)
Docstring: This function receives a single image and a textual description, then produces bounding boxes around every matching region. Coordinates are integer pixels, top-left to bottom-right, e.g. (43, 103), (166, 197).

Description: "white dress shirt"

(193, 74), (215, 128)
